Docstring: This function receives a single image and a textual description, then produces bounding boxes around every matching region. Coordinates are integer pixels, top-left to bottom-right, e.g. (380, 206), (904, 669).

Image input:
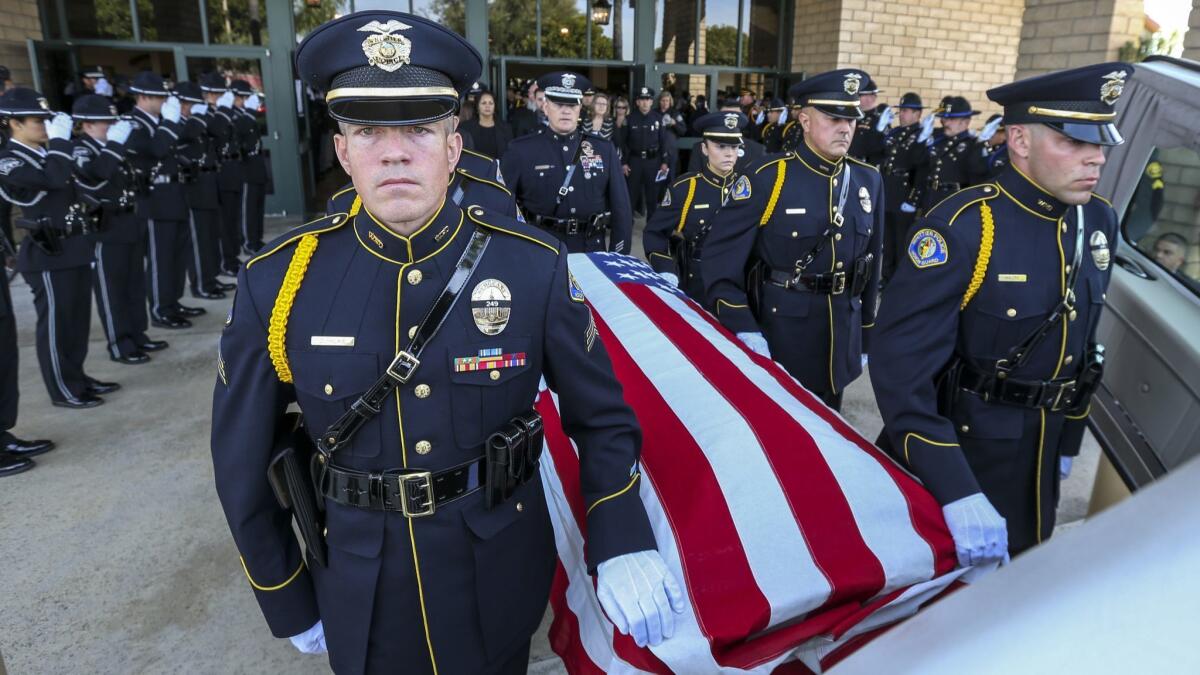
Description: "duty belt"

(930, 179), (962, 192)
(767, 254), (872, 296)
(534, 212), (610, 237)
(632, 149), (658, 159)
(956, 360), (1079, 412)
(319, 457), (483, 518)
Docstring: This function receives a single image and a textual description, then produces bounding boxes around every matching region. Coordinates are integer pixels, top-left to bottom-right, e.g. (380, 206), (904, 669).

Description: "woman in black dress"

(459, 91), (512, 159)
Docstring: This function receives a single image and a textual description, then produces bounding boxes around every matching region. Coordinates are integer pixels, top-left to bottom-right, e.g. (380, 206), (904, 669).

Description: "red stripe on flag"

(548, 564), (607, 675)
(586, 308), (774, 650)
(681, 291), (958, 576)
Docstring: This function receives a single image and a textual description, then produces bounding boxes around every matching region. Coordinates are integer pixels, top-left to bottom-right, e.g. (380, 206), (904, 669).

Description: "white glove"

(46, 112), (72, 140)
(1060, 456), (1073, 480)
(596, 550), (686, 648)
(659, 272), (679, 287)
(161, 96), (181, 123)
(874, 106), (894, 132)
(107, 119), (133, 145)
(941, 493), (1008, 568)
(246, 94), (261, 111)
(900, 202), (917, 213)
(288, 620), (327, 655)
(979, 115), (1003, 142)
(190, 103), (209, 117)
(918, 115), (935, 144)
(94, 77), (113, 97)
(217, 90), (235, 109)
(861, 354), (869, 369)
(736, 332), (771, 358)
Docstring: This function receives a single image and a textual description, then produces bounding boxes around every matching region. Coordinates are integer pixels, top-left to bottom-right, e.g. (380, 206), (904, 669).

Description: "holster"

(15, 217), (62, 256)
(266, 412), (327, 567)
(669, 235), (693, 283)
(1065, 343), (1105, 417)
(484, 410), (545, 510)
(745, 259), (766, 320)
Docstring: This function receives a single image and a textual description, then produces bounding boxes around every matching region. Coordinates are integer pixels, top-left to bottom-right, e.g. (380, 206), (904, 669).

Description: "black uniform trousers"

(0, 270), (18, 433)
(145, 217), (191, 320)
(218, 186), (244, 274)
(93, 239), (149, 358)
(22, 266), (93, 404)
(241, 181), (266, 255)
(626, 156), (663, 221)
(187, 207), (222, 295)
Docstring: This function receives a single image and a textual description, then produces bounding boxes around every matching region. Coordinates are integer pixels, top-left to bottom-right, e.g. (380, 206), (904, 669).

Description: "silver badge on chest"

(858, 186), (872, 214)
(1089, 230), (1110, 271)
(470, 279), (512, 335)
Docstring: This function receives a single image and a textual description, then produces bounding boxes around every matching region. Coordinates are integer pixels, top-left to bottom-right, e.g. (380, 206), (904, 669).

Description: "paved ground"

(0, 216), (1102, 673)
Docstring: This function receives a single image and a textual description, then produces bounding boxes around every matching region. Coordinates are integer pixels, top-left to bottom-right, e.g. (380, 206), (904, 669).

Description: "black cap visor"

(329, 96), (457, 126)
(1046, 120), (1124, 146)
(811, 103), (863, 120)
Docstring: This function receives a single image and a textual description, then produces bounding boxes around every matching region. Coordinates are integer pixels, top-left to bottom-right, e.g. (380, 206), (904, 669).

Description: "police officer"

(126, 71), (202, 328)
(174, 81), (227, 300)
(0, 88), (119, 407)
(199, 73), (243, 278)
(644, 111), (748, 302)
(508, 80), (540, 140)
(212, 11), (682, 673)
(918, 95), (986, 212)
(686, 97), (764, 174)
(780, 101), (804, 153)
(71, 94), (164, 364)
(757, 98), (786, 153)
(621, 85), (671, 221)
(849, 77), (889, 166)
(231, 80), (268, 255)
(879, 92), (927, 283)
(870, 63), (1132, 565)
(702, 69), (884, 411)
(977, 113), (1009, 182)
(501, 72), (631, 253)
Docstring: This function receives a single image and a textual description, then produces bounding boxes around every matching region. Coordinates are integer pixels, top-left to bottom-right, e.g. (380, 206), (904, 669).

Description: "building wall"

(1015, 0), (1144, 79)
(790, 0), (842, 77)
(0, 0), (43, 86)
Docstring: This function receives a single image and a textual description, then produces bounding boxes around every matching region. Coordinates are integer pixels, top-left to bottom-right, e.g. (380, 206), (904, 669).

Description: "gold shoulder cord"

(675, 177), (697, 233)
(268, 234), (319, 383)
(960, 201), (994, 310)
(349, 195), (362, 217)
(760, 161), (787, 226)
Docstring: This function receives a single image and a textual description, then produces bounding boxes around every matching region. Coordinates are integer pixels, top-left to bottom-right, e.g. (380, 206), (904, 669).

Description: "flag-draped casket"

(540, 253), (979, 673)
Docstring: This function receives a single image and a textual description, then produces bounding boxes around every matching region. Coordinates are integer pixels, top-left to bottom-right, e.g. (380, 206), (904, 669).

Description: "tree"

(705, 24), (745, 67)
(433, 0), (613, 59)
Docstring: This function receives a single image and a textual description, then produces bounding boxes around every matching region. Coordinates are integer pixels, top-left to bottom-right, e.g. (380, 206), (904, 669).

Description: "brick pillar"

(1184, 2), (1200, 60)
(1016, 0), (1144, 79)
(0, 0), (44, 87)
(790, 0), (842, 78)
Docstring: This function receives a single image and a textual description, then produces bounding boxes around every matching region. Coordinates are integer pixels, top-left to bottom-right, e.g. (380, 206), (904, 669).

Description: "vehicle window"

(1120, 146), (1200, 295)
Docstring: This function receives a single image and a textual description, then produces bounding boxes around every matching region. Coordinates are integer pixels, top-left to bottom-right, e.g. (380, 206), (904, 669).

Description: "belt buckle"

(386, 350), (421, 383)
(565, 220), (579, 235)
(1050, 381), (1075, 412)
(399, 471), (435, 518)
(832, 272), (847, 295)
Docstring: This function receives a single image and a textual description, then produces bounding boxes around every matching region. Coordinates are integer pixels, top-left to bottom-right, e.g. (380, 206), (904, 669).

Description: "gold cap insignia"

(562, 73), (576, 89)
(358, 20), (413, 73)
(724, 113), (738, 129)
(1100, 70), (1127, 106)
(844, 73), (862, 96)
(1090, 230), (1110, 271)
(471, 279), (512, 335)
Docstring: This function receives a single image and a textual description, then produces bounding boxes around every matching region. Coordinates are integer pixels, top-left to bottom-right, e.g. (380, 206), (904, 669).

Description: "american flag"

(539, 253), (985, 673)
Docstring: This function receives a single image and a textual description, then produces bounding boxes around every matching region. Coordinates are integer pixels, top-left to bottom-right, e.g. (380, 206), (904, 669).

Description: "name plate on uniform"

(785, 208), (807, 215)
(310, 336), (356, 347)
(997, 274), (1027, 283)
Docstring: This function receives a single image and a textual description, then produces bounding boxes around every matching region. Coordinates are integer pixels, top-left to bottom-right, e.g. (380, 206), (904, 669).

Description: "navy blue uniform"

(178, 109), (224, 296)
(236, 106), (268, 254)
(702, 140), (884, 407)
(643, 166), (736, 301)
(0, 138), (96, 403)
(870, 169), (1117, 552)
(211, 104), (244, 274)
(73, 133), (149, 359)
(917, 129), (985, 211)
(621, 108), (671, 220)
(981, 142), (1010, 181)
(501, 128), (631, 254)
(758, 120), (785, 153)
(849, 105), (889, 165)
(880, 122), (926, 281)
(212, 202), (655, 674)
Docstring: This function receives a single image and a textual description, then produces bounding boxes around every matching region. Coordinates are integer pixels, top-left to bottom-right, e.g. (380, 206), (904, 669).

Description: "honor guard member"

(918, 96), (986, 212)
(0, 89), (119, 408)
(212, 12), (682, 674)
(870, 64), (1132, 566)
(879, 92), (928, 282)
(202, 73), (245, 277)
(702, 69), (884, 411)
(644, 111), (748, 301)
(621, 85), (672, 220)
(71, 95), (163, 364)
(126, 71), (203, 328)
(977, 113), (1009, 182)
(757, 98), (787, 153)
(231, 80), (268, 255)
(848, 76), (890, 166)
(501, 72), (631, 253)
(174, 81), (226, 300)
(687, 97), (764, 174)
(779, 102), (804, 153)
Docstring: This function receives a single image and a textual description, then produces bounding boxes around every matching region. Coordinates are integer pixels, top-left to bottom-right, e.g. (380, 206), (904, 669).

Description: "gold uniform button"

(834, 233), (843, 241)
(489, 370), (501, 381)
(1069, 310), (1078, 321)
(836, 261), (844, 269)
(698, 219), (705, 225)
(1065, 265), (1072, 274)
(408, 325), (418, 339)
(414, 384), (431, 399)
(1061, 222), (1068, 233)
(961, 425), (970, 433)
(407, 269), (423, 285)
(415, 440), (432, 455)
(983, 186), (992, 193)
(324, 384), (334, 395)
(1006, 308), (1017, 317)
(516, 502), (524, 513)
(1064, 355), (1074, 365)
(792, 231), (798, 238)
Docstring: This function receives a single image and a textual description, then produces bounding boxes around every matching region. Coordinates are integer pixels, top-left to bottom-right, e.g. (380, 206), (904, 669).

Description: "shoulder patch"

(732, 174), (752, 201)
(0, 157), (23, 175)
(466, 205), (560, 255)
(568, 271), (586, 303)
(908, 228), (949, 269)
(246, 211), (350, 269)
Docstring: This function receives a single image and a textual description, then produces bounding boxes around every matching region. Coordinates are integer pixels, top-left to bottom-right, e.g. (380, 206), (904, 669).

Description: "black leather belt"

(930, 180), (962, 192)
(632, 149), (658, 159)
(320, 457), (483, 517)
(534, 212), (610, 237)
(768, 269), (849, 294)
(956, 360), (1078, 412)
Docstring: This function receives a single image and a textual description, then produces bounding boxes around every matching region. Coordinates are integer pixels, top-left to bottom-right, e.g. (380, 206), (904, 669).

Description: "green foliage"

(705, 24), (746, 66)
(1118, 30), (1184, 63)
(434, 0), (613, 58)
